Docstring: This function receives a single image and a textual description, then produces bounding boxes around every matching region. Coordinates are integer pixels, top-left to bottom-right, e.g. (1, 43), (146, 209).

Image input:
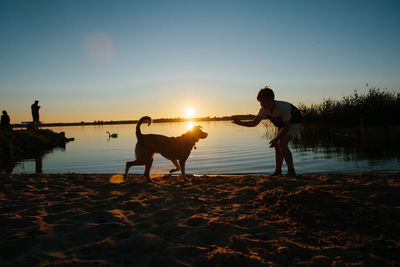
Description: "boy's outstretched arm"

(232, 116), (262, 127)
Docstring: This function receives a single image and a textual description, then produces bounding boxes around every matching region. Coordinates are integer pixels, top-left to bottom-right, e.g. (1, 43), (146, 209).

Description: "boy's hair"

(257, 86), (274, 101)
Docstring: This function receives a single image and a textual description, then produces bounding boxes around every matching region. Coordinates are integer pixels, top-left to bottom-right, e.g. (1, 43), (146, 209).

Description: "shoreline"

(6, 170), (400, 175)
(1, 172), (399, 266)
(10, 115), (254, 129)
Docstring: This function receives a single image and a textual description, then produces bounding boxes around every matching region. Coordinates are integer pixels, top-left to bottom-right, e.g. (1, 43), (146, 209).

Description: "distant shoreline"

(11, 115), (256, 128)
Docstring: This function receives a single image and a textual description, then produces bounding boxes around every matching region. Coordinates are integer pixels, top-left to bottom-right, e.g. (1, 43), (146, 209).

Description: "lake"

(9, 121), (400, 174)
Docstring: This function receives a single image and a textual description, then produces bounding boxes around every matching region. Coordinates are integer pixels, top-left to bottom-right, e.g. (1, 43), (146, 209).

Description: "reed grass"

(298, 88), (400, 127)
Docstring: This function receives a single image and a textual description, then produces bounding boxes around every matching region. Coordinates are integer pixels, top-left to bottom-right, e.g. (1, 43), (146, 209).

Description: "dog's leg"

(125, 160), (144, 179)
(169, 160), (180, 173)
(179, 159), (191, 182)
(144, 158), (154, 183)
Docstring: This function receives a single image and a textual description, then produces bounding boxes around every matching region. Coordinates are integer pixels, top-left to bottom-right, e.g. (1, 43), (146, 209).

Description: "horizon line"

(12, 114), (257, 127)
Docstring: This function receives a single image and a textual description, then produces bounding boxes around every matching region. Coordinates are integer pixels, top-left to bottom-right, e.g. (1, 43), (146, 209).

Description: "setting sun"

(185, 107), (195, 118)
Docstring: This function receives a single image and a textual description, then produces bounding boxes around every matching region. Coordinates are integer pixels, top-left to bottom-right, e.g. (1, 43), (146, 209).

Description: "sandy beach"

(1, 173), (399, 266)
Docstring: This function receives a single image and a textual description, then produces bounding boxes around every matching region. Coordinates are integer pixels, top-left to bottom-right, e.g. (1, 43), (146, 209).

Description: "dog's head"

(186, 125), (208, 143)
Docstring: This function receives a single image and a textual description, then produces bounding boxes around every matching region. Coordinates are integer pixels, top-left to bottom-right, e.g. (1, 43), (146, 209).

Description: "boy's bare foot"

(270, 170), (282, 176)
(286, 169), (297, 178)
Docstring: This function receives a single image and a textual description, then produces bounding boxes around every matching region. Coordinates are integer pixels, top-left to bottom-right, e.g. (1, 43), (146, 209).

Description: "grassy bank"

(298, 88), (400, 127)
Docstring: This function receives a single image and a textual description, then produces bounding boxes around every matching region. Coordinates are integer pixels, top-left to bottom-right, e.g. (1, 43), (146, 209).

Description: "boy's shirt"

(257, 100), (302, 128)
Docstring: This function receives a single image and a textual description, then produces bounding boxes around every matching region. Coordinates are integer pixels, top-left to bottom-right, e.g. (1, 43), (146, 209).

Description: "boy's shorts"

(277, 123), (302, 138)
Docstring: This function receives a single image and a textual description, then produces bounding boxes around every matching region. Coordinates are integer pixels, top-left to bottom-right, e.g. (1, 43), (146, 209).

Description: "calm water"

(10, 121), (400, 174)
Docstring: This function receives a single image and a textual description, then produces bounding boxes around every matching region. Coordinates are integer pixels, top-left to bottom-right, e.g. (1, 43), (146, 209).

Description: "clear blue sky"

(1, 0), (399, 123)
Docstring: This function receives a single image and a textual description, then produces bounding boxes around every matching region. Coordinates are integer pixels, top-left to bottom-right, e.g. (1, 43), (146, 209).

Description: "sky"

(1, 0), (399, 123)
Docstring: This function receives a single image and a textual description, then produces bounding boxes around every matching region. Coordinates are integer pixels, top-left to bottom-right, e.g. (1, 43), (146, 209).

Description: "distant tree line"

(298, 88), (400, 127)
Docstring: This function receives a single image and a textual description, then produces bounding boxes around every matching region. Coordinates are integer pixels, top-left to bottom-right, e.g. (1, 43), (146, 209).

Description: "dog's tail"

(136, 116), (152, 138)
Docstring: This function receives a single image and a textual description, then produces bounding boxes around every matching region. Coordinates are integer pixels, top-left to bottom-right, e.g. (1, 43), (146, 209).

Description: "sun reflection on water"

(187, 120), (194, 130)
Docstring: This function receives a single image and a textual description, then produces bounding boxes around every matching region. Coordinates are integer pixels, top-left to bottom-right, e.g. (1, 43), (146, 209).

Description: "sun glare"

(187, 120), (194, 130)
(185, 107), (195, 118)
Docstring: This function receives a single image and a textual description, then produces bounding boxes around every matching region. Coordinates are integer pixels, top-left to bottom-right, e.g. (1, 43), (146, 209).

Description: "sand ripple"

(1, 173), (400, 266)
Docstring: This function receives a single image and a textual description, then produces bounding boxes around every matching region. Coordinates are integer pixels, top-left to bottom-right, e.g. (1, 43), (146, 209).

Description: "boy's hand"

(232, 117), (241, 125)
(269, 138), (278, 148)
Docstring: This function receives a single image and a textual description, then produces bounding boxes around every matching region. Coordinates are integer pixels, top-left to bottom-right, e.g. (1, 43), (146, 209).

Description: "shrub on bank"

(298, 88), (400, 127)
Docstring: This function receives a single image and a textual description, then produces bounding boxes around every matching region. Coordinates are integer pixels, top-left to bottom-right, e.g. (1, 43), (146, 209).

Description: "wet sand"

(1, 173), (399, 266)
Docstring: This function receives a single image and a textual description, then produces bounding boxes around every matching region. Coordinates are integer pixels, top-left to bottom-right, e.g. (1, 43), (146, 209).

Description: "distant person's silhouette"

(233, 86), (303, 178)
(31, 100), (40, 130)
(1, 110), (11, 130)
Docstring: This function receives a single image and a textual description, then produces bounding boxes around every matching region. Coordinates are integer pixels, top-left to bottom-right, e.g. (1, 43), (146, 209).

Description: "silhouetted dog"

(125, 116), (208, 182)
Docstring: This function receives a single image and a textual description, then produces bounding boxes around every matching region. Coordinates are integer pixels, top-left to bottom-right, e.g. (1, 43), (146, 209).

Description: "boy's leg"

(272, 127), (283, 176)
(273, 146), (283, 175)
(278, 135), (296, 177)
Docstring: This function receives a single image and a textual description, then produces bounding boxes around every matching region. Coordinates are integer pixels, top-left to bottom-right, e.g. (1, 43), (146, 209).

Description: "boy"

(233, 86), (302, 177)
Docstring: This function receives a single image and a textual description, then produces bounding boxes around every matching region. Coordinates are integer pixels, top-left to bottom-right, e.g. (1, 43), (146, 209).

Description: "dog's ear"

(190, 126), (201, 132)
(187, 127), (200, 142)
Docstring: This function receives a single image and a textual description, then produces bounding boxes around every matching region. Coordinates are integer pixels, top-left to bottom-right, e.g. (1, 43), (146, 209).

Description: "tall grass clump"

(298, 88), (400, 127)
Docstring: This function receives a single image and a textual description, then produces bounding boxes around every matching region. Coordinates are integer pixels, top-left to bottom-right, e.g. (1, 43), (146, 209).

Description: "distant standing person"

(232, 86), (303, 177)
(31, 100), (40, 130)
(1, 110), (11, 130)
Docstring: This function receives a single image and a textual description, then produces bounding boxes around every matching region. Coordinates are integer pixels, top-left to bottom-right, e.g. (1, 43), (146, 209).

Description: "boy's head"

(257, 87), (275, 109)
(257, 86), (274, 101)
